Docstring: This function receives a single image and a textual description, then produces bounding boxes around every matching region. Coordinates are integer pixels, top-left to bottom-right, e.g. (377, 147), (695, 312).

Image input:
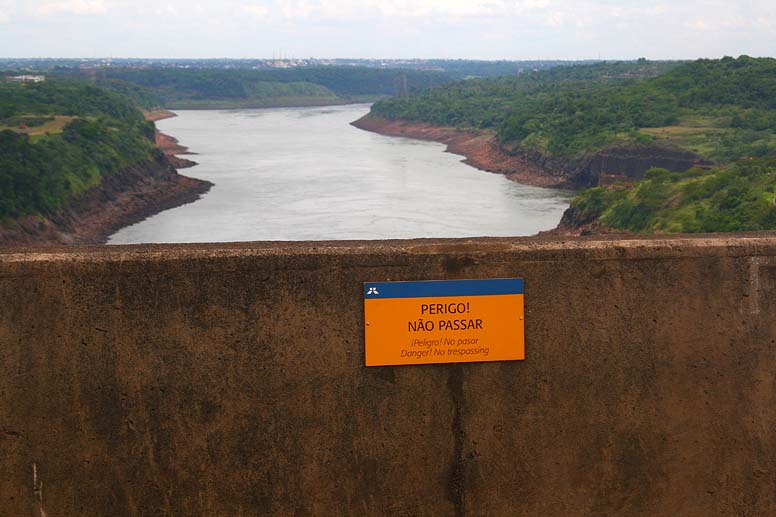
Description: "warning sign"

(364, 278), (524, 366)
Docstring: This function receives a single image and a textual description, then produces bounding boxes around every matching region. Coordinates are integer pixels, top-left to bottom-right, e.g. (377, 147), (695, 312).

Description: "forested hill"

(565, 156), (776, 234)
(0, 80), (157, 220)
(370, 57), (776, 162)
(76, 66), (454, 109)
(561, 57), (776, 234)
(0, 78), (150, 121)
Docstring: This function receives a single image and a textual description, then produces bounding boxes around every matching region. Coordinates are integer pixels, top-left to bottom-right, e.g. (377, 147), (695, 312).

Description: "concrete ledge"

(2, 235), (776, 515)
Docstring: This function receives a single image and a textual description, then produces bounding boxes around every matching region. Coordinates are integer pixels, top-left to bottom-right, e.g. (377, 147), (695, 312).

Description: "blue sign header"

(364, 278), (523, 299)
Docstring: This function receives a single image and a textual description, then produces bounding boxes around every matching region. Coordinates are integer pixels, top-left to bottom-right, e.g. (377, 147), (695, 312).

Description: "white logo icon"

(366, 287), (379, 295)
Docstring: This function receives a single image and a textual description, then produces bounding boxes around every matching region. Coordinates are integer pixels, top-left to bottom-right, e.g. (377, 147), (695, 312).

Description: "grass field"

(639, 125), (726, 157)
(639, 111), (776, 161)
(0, 115), (77, 136)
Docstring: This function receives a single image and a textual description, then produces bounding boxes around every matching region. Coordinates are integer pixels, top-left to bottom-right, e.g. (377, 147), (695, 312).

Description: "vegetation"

(571, 158), (776, 233)
(85, 67), (454, 108)
(93, 78), (162, 109)
(371, 57), (776, 161)
(423, 59), (588, 79)
(0, 80), (156, 220)
(372, 56), (776, 233)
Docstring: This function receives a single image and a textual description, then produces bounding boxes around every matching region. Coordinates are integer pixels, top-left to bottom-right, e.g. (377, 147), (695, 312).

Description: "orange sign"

(364, 279), (524, 366)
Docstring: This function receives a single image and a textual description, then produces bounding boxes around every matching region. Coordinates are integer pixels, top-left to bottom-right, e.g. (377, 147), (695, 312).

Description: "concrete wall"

(2, 236), (776, 516)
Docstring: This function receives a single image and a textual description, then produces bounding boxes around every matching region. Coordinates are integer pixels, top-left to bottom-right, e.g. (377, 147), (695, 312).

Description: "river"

(108, 104), (572, 243)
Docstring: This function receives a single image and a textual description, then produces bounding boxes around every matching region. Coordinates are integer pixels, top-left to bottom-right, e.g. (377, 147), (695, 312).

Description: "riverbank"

(155, 131), (198, 169)
(0, 155), (212, 246)
(143, 109), (198, 169)
(0, 109), (212, 246)
(351, 114), (719, 236)
(351, 115), (574, 189)
(352, 115), (712, 189)
(143, 108), (178, 122)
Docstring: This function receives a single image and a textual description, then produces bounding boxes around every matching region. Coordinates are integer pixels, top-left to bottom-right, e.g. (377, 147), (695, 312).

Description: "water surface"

(109, 105), (571, 243)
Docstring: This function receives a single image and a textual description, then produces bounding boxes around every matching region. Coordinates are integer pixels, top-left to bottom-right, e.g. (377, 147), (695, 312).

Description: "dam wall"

(2, 235), (776, 515)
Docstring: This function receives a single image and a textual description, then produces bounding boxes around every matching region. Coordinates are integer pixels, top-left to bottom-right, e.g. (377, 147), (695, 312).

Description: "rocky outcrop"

(155, 129), (198, 169)
(0, 153), (212, 246)
(540, 204), (621, 237)
(545, 146), (716, 236)
(576, 145), (714, 186)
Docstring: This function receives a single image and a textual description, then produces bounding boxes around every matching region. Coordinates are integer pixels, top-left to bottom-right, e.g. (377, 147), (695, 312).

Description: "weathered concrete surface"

(2, 235), (776, 515)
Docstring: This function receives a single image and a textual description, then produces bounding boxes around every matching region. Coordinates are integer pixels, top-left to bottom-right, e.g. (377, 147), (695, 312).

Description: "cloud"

(239, 0), (508, 21)
(366, 0), (500, 18)
(0, 0), (11, 23)
(244, 3), (269, 18)
(152, 4), (179, 17)
(37, 0), (108, 15)
(3, 0), (776, 59)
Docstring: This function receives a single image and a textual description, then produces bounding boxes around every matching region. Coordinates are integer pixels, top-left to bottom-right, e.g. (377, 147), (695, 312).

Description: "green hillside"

(561, 57), (776, 233)
(88, 67), (453, 109)
(0, 80), (156, 219)
(570, 158), (776, 233)
(370, 57), (776, 162)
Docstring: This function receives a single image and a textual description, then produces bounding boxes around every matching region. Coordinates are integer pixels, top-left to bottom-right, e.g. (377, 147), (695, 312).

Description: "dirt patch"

(154, 130), (199, 169)
(143, 108), (178, 122)
(0, 115), (77, 136)
(154, 130), (192, 155)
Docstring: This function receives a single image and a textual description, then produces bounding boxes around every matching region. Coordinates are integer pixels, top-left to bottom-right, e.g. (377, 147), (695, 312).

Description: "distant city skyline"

(1, 0), (774, 60)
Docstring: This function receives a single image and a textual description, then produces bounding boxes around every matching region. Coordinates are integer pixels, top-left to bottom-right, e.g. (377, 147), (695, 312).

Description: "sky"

(0, 0), (774, 60)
